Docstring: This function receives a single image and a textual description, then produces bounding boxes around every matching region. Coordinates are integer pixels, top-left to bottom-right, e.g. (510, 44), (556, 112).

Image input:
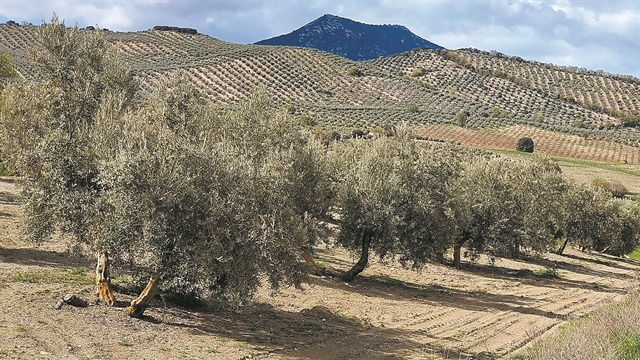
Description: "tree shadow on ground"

(0, 191), (19, 205)
(509, 255), (636, 281)
(0, 247), (92, 269)
(144, 301), (489, 360)
(459, 262), (628, 295)
(558, 252), (640, 272)
(308, 274), (570, 321)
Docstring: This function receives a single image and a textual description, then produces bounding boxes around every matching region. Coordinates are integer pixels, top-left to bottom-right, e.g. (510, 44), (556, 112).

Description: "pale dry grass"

(517, 288), (640, 360)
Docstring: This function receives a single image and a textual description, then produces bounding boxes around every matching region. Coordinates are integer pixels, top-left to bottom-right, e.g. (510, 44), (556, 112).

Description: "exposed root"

(125, 271), (161, 318)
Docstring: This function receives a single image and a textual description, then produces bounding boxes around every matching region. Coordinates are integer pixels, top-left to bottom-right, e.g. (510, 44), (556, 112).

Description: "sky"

(0, 0), (638, 78)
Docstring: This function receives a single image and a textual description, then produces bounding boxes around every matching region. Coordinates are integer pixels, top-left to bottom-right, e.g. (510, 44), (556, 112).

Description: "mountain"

(255, 14), (444, 61)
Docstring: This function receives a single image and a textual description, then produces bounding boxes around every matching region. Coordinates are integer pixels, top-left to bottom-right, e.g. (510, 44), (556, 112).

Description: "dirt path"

(1, 178), (638, 359)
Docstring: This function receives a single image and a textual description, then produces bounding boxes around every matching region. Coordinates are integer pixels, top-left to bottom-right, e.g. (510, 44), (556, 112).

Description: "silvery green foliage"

(93, 80), (326, 305)
(329, 131), (461, 273)
(0, 16), (328, 307)
(0, 15), (137, 247)
(448, 156), (569, 259)
(563, 185), (640, 256)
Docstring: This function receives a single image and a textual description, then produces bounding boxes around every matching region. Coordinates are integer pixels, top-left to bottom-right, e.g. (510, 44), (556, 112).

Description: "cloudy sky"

(0, 1), (638, 78)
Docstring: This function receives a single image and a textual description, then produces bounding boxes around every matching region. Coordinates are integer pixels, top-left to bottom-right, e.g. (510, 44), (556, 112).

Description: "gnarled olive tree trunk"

(343, 231), (372, 282)
(125, 271), (162, 318)
(554, 230), (568, 255)
(453, 233), (470, 270)
(95, 251), (116, 306)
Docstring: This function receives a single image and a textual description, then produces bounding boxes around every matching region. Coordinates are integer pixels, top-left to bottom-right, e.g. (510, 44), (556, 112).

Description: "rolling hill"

(0, 23), (639, 163)
(254, 14), (443, 60)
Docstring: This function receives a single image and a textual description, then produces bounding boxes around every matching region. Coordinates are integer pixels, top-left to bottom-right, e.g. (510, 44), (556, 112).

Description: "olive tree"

(558, 185), (640, 256)
(329, 132), (460, 281)
(448, 156), (568, 268)
(93, 80), (325, 316)
(0, 16), (330, 317)
(0, 15), (137, 305)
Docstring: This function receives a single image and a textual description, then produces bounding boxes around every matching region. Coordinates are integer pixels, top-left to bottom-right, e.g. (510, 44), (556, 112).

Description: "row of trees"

(1, 17), (639, 317)
(329, 134), (640, 278)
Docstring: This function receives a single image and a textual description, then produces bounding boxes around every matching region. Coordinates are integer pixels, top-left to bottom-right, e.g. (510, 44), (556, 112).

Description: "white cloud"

(73, 4), (132, 29)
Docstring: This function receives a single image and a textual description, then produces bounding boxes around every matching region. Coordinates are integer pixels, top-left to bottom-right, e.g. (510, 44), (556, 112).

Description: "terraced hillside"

(456, 48), (640, 121)
(416, 124), (640, 165)
(0, 24), (638, 152)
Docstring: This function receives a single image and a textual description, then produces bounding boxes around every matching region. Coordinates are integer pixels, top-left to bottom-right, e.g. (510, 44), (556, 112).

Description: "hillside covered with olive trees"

(0, 21), (638, 163)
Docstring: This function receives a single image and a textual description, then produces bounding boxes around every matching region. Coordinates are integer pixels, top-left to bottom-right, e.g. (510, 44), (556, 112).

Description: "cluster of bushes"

(1, 17), (639, 317)
(152, 25), (198, 35)
(0, 17), (329, 316)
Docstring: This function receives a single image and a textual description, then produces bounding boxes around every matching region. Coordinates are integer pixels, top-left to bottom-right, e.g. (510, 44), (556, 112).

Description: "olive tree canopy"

(447, 156), (568, 267)
(0, 15), (328, 317)
(329, 133), (461, 281)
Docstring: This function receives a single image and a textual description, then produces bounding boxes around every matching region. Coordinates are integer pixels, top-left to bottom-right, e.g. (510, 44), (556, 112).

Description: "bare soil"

(1, 177), (639, 359)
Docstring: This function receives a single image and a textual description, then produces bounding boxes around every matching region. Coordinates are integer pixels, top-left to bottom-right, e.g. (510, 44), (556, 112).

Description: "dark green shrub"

(516, 137), (534, 153)
(351, 129), (366, 139)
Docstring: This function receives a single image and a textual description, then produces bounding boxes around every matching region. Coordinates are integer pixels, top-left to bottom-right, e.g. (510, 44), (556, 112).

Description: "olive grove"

(1, 15), (639, 316)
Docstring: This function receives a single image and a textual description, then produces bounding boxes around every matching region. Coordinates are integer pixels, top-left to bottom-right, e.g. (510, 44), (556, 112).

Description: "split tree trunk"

(301, 247), (322, 276)
(126, 271), (161, 318)
(95, 251), (116, 306)
(343, 233), (372, 282)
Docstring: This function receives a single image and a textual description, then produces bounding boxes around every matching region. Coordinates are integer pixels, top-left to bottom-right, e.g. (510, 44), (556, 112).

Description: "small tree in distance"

(455, 112), (468, 127)
(516, 137), (534, 153)
(406, 103), (419, 113)
(448, 156), (568, 268)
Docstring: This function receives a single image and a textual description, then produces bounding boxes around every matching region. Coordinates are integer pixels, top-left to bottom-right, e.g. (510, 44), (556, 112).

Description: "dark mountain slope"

(255, 14), (443, 60)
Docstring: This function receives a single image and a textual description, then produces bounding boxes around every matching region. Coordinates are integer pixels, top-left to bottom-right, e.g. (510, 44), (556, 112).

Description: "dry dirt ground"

(1, 177), (639, 359)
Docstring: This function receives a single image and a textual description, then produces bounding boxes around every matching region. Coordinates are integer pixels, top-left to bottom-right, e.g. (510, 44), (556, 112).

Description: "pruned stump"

(96, 251), (116, 306)
(126, 272), (161, 318)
